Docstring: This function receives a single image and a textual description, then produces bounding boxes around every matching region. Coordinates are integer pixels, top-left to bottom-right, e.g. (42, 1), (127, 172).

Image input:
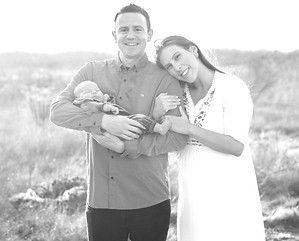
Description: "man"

(50, 4), (187, 241)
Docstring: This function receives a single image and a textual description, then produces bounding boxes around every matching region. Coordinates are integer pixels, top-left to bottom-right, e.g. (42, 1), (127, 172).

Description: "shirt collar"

(116, 52), (148, 72)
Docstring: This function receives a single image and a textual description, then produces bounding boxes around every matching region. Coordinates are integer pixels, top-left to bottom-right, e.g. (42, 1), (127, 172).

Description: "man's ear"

(147, 29), (153, 41)
(112, 31), (117, 42)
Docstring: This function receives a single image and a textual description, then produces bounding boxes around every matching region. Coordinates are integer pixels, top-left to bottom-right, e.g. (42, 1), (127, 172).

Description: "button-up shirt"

(50, 54), (188, 209)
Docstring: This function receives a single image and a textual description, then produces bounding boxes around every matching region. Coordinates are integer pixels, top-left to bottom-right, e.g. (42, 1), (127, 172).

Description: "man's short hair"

(114, 4), (151, 31)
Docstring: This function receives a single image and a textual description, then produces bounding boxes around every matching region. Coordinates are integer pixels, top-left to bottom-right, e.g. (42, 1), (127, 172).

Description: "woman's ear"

(188, 45), (198, 57)
(147, 29), (153, 41)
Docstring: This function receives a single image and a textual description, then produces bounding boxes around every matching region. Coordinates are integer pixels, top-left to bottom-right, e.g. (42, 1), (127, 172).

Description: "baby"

(73, 81), (171, 153)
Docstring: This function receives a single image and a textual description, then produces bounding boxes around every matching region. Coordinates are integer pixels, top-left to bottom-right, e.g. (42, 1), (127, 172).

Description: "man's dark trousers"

(86, 199), (171, 241)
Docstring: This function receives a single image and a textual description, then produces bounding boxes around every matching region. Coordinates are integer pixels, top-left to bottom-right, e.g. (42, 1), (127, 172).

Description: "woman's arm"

(167, 107), (244, 156)
(188, 124), (244, 156)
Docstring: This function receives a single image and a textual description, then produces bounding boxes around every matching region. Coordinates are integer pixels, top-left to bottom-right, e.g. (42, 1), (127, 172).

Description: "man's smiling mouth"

(125, 43), (139, 46)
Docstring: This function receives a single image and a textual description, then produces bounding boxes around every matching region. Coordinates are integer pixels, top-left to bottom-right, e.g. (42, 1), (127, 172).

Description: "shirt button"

(111, 155), (114, 159)
(110, 176), (114, 180)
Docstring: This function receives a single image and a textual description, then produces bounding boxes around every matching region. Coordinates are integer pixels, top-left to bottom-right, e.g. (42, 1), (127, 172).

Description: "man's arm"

(50, 62), (104, 132)
(50, 61), (145, 139)
(122, 75), (188, 159)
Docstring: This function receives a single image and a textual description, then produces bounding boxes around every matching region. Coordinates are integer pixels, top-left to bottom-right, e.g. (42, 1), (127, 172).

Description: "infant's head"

(74, 80), (101, 98)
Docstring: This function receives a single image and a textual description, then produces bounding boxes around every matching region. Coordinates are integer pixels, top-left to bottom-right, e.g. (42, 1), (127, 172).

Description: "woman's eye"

(174, 54), (181, 60)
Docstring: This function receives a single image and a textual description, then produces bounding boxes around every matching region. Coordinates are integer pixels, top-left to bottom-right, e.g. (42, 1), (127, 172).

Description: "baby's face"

(80, 89), (102, 99)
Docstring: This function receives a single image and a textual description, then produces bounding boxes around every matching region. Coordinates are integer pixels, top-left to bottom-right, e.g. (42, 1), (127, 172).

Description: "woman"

(154, 36), (265, 241)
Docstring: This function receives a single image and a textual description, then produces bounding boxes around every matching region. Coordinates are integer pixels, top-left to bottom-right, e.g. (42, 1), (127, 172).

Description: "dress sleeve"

(222, 75), (253, 144)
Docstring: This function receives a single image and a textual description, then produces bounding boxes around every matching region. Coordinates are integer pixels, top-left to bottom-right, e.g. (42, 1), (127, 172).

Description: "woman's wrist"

(185, 122), (193, 135)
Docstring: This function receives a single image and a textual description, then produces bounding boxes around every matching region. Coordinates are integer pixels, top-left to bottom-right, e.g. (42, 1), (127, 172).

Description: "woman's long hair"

(155, 35), (224, 74)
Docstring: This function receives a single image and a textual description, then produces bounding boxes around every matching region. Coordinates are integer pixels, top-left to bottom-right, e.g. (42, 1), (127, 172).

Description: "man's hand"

(101, 114), (145, 140)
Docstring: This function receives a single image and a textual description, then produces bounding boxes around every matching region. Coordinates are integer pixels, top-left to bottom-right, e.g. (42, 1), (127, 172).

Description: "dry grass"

(1, 51), (298, 240)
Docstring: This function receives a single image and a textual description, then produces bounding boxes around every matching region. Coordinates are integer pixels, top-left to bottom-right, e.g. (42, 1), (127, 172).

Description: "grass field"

(0, 50), (298, 241)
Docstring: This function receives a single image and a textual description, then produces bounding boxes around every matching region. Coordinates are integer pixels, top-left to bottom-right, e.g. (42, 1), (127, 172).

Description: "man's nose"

(126, 29), (135, 39)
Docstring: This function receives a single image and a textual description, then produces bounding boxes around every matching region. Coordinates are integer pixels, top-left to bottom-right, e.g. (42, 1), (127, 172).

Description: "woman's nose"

(173, 63), (182, 72)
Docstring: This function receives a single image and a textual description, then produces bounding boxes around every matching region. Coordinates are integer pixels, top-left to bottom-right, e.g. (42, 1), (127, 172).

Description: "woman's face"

(159, 45), (199, 83)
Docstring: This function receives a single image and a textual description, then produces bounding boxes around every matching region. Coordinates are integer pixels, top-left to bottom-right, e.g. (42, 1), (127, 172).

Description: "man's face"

(113, 13), (153, 61)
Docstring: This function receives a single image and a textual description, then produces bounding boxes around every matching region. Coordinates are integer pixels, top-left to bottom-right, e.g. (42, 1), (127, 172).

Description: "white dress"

(175, 71), (265, 241)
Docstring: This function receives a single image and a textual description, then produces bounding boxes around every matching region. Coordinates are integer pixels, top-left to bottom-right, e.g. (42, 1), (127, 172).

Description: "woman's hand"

(153, 93), (180, 120)
(165, 106), (191, 135)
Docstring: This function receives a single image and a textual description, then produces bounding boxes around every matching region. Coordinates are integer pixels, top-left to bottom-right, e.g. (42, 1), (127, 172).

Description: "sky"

(0, 0), (298, 54)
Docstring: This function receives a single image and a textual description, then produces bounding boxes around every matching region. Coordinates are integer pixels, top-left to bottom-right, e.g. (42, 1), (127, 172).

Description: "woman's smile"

(180, 67), (190, 77)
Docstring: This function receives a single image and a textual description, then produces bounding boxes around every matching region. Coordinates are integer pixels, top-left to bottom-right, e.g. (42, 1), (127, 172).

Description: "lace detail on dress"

(183, 81), (216, 146)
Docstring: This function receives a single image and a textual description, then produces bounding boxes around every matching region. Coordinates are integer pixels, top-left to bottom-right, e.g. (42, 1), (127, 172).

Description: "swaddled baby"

(73, 81), (171, 152)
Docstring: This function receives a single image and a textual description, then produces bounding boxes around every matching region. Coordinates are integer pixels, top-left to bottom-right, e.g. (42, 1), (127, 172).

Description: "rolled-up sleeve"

(50, 62), (104, 131)
(122, 75), (188, 158)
